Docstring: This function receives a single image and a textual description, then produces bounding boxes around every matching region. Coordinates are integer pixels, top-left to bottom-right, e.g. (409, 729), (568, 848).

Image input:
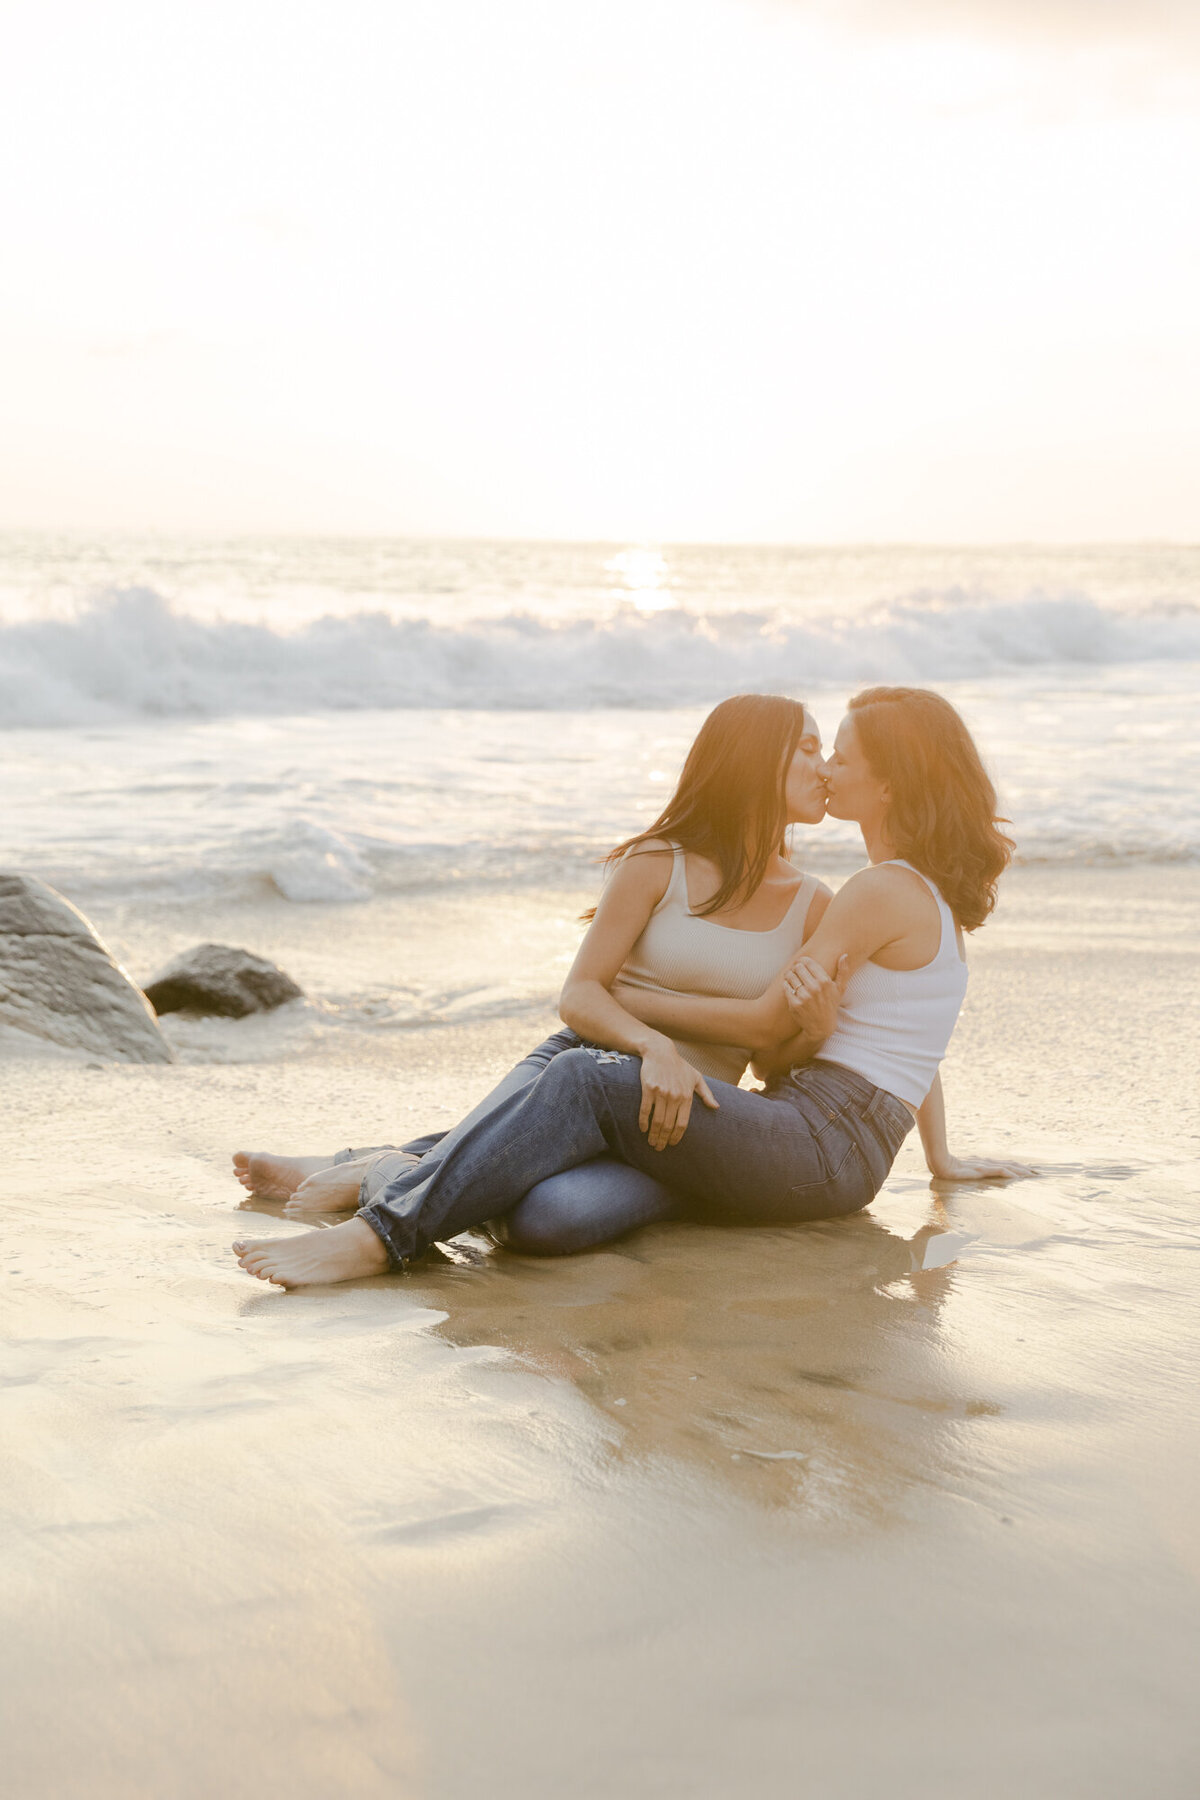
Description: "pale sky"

(1, 0), (1197, 541)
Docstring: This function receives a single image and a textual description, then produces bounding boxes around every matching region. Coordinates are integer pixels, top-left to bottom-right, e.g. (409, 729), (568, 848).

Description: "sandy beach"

(6, 0), (1200, 1779)
(4, 864), (1198, 1798)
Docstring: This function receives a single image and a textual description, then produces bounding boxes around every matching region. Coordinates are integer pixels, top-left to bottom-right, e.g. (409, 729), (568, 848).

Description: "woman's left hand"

(929, 1153), (1037, 1183)
(782, 954), (848, 1044)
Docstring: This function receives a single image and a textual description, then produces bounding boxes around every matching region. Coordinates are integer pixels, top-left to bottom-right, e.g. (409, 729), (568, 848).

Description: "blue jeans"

(358, 1044), (914, 1267)
(337, 1031), (680, 1255)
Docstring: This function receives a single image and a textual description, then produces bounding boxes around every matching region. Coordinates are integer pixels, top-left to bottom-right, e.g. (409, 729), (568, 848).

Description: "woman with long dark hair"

(233, 686), (1028, 1288)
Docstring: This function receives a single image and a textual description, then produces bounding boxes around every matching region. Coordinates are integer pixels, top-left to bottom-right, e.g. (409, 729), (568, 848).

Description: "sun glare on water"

(607, 548), (672, 613)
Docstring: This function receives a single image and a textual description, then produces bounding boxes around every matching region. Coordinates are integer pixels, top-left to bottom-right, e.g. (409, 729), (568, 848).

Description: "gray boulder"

(144, 943), (303, 1018)
(0, 873), (173, 1063)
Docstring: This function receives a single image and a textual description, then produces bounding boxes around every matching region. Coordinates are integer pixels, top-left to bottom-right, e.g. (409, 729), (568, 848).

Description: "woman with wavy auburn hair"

(233, 687), (1030, 1288)
(609, 682), (1025, 1186)
(841, 685), (1014, 931)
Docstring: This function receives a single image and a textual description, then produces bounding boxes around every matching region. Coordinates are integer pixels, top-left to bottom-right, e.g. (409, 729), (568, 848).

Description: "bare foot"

(283, 1164), (369, 1216)
(232, 1150), (338, 1202)
(284, 1151), (422, 1217)
(232, 1217), (392, 1287)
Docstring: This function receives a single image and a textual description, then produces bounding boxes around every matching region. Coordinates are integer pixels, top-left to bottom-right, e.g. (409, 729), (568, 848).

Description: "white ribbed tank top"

(816, 859), (968, 1109)
(619, 843), (821, 1085)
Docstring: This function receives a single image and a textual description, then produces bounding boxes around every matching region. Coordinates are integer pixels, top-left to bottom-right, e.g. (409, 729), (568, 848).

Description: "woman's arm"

(613, 979), (781, 1048)
(918, 1073), (1035, 1182)
(750, 955), (848, 1081)
(559, 848), (720, 1150)
(611, 885), (837, 1051)
(615, 870), (901, 1053)
(804, 877), (1034, 1179)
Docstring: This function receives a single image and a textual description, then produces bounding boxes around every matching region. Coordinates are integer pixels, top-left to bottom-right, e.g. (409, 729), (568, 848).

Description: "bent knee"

(502, 1183), (593, 1256)
(541, 1043), (636, 1092)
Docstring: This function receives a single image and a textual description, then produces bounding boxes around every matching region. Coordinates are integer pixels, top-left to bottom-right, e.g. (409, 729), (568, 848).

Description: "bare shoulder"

(603, 839), (675, 905)
(832, 863), (930, 921)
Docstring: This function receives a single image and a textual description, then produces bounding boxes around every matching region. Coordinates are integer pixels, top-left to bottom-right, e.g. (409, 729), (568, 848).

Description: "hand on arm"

(741, 867), (903, 1076)
(559, 850), (719, 1150)
(607, 881), (839, 1056)
(917, 1073), (1035, 1182)
(750, 954), (850, 1081)
(613, 870), (887, 1072)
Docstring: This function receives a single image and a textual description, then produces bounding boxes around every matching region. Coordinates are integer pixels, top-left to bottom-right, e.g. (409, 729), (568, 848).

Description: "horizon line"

(1, 528), (1196, 552)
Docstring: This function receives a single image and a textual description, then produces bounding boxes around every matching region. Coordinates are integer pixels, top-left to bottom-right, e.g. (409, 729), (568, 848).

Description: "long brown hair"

(847, 686), (1014, 931)
(589, 693), (808, 920)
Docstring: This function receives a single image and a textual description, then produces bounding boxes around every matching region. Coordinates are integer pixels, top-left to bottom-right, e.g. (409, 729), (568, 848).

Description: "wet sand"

(3, 867), (1199, 1798)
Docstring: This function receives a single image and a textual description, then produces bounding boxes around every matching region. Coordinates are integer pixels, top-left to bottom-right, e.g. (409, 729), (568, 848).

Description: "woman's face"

(783, 709), (829, 825)
(822, 715), (889, 825)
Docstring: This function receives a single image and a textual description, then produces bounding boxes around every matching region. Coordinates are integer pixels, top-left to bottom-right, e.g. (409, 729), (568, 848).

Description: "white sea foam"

(264, 823), (374, 902)
(3, 542), (1198, 894)
(2, 585), (1199, 725)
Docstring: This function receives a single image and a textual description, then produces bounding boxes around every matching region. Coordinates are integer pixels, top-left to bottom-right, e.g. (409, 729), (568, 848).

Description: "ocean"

(5, 535), (1199, 1795)
(2, 535), (1198, 910)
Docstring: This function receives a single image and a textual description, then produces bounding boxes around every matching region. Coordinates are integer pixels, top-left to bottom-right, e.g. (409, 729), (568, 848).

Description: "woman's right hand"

(928, 1153), (1037, 1183)
(637, 1039), (719, 1151)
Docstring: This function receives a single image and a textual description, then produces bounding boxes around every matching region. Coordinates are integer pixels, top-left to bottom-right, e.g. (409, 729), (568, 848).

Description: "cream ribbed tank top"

(618, 843), (821, 1085)
(816, 859), (969, 1109)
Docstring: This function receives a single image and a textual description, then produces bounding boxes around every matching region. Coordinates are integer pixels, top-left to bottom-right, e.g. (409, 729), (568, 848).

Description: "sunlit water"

(1, 536), (1197, 904)
(3, 537), (1198, 1799)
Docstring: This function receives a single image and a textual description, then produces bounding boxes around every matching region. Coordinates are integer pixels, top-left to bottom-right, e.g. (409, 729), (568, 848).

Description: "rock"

(0, 873), (173, 1063)
(143, 943), (303, 1018)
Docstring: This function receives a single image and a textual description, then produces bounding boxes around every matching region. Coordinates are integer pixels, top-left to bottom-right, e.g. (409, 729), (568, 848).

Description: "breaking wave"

(2, 585), (1199, 725)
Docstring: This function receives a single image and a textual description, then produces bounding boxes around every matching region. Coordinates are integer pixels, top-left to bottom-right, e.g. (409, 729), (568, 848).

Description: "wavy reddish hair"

(848, 686), (1014, 930)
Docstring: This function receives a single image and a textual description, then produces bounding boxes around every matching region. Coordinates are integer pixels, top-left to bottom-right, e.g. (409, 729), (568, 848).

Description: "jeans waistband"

(772, 1059), (915, 1142)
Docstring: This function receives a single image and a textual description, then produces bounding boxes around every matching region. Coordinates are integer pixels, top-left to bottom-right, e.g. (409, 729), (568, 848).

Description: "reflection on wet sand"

(9, 863), (1200, 1799)
(239, 1180), (990, 1518)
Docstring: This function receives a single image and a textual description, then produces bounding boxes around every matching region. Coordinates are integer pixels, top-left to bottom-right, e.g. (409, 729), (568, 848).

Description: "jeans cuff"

(357, 1204), (408, 1269)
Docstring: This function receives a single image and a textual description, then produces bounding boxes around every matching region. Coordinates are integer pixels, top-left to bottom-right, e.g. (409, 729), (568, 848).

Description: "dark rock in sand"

(0, 873), (174, 1063)
(144, 943), (304, 1018)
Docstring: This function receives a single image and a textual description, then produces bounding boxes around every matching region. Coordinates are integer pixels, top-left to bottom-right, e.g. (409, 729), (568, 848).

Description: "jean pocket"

(862, 1086), (913, 1139)
(787, 1133), (862, 1200)
(814, 1102), (856, 1141)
